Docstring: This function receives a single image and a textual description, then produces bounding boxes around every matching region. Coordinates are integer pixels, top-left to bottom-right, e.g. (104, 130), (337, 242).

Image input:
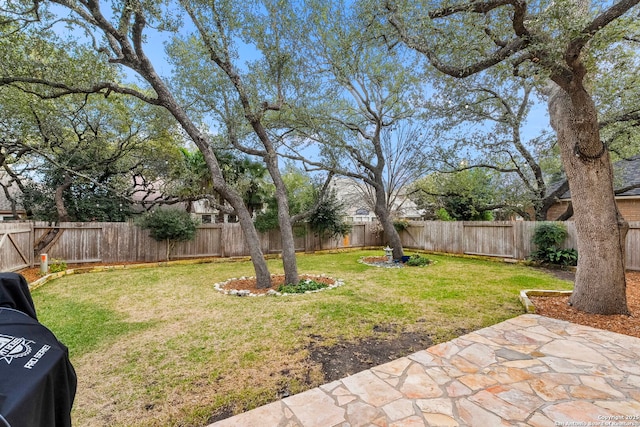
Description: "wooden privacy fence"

(1, 220), (639, 272)
(0, 221), (383, 271)
(400, 221), (575, 260)
(400, 220), (640, 271)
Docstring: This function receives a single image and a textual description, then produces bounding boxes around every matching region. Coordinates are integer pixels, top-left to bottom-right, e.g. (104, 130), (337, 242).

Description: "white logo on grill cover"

(0, 334), (33, 364)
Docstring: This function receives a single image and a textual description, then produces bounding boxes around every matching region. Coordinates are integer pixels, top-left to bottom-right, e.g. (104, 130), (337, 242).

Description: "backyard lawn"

(31, 250), (573, 427)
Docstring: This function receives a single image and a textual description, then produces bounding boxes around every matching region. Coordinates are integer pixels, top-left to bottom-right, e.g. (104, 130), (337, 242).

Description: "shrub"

(137, 209), (199, 260)
(405, 254), (432, 267)
(532, 223), (568, 249)
(307, 194), (351, 239)
(436, 208), (454, 221)
(278, 279), (329, 294)
(530, 223), (578, 266)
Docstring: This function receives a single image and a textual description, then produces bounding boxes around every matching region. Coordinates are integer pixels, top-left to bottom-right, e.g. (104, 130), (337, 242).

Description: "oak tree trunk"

(276, 194), (299, 286)
(150, 86), (273, 289)
(548, 82), (629, 315)
(230, 191), (273, 289)
(264, 153), (299, 286)
(374, 186), (404, 260)
(55, 174), (72, 222)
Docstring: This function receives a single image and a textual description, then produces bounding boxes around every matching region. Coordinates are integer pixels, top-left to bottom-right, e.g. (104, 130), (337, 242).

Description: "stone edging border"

(214, 274), (345, 297)
(519, 289), (573, 313)
(357, 256), (437, 268)
(357, 257), (403, 268)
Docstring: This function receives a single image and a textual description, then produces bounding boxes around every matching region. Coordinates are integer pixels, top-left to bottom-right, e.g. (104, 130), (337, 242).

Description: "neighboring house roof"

(0, 173), (25, 214)
(613, 155), (640, 197)
(550, 155), (640, 200)
(0, 196), (14, 212)
(331, 176), (424, 220)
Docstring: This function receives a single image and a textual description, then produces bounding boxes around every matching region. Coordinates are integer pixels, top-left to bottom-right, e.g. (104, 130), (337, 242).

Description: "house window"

(201, 214), (212, 224)
(355, 208), (369, 216)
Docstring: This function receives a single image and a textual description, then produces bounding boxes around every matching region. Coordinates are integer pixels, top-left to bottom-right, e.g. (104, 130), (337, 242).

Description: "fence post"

(30, 222), (35, 268)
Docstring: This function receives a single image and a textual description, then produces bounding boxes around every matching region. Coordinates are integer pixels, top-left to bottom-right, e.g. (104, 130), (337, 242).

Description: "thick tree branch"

(567, 0), (640, 69)
(0, 77), (161, 105)
(424, 0), (517, 19)
(599, 109), (640, 128)
(554, 201), (573, 221)
(385, 0), (530, 78)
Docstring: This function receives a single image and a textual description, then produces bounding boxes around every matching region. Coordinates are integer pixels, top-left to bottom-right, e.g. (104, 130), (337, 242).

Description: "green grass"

(34, 295), (155, 355)
(31, 250), (573, 427)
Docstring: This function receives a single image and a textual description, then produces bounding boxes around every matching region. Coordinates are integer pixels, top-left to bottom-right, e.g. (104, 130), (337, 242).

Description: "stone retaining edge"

(519, 289), (573, 313)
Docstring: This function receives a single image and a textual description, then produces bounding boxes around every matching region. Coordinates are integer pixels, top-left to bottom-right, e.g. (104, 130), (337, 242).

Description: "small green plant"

(49, 258), (68, 273)
(535, 247), (578, 266)
(277, 279), (329, 294)
(530, 223), (578, 266)
(405, 254), (432, 267)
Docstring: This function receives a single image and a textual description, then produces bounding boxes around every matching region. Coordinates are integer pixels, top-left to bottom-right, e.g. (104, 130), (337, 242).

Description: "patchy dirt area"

(307, 329), (433, 383)
(206, 328), (435, 423)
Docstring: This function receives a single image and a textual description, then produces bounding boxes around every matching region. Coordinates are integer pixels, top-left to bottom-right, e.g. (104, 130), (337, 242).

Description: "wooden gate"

(0, 224), (33, 271)
(463, 222), (516, 258)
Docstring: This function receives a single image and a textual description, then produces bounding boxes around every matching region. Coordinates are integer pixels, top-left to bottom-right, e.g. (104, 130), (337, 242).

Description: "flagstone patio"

(208, 314), (640, 427)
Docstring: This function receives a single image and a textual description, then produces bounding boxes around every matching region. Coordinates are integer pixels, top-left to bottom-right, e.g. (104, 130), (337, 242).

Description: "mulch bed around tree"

(220, 274), (336, 295)
(531, 271), (640, 338)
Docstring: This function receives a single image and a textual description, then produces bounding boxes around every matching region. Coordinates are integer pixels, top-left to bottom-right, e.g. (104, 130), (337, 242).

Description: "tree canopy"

(0, 31), (184, 221)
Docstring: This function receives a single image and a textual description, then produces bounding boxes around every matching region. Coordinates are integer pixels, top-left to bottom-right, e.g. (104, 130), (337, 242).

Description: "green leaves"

(307, 191), (352, 239)
(137, 208), (199, 243)
(530, 222), (578, 266)
(532, 222), (568, 249)
(411, 169), (498, 220)
(277, 279), (329, 293)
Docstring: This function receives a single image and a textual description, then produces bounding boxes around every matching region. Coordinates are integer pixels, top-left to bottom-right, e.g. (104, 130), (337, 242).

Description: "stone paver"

(208, 314), (640, 427)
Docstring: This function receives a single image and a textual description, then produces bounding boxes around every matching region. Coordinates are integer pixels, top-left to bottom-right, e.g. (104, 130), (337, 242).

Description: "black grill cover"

(0, 273), (76, 427)
(0, 273), (37, 321)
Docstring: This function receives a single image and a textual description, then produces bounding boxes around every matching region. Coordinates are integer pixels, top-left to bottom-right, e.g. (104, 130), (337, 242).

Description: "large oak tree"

(285, 1), (429, 259)
(1, 0), (292, 288)
(382, 0), (640, 314)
